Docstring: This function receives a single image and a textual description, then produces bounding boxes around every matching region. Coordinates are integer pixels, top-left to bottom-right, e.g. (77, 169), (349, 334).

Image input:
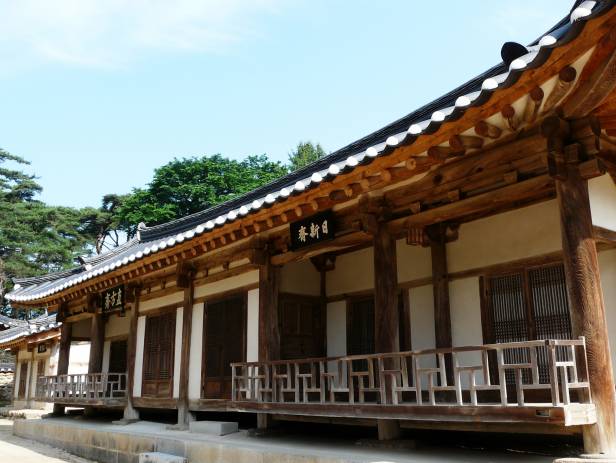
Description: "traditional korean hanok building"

(0, 309), (91, 409)
(6, 0), (616, 457)
(0, 312), (62, 409)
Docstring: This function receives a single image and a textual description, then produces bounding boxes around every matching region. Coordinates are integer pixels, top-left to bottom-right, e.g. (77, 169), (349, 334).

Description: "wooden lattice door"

(279, 294), (324, 360)
(202, 295), (246, 399)
(18, 362), (28, 399)
(142, 311), (176, 398)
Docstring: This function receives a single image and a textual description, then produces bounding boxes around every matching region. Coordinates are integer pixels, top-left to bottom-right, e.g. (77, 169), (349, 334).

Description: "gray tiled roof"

(0, 313), (60, 346)
(6, 1), (611, 304)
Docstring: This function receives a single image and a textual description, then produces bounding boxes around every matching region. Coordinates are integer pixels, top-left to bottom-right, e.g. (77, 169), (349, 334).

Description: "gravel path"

(0, 419), (94, 463)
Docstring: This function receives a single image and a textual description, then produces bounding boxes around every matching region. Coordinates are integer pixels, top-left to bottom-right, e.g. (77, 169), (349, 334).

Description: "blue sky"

(1, 0), (567, 208)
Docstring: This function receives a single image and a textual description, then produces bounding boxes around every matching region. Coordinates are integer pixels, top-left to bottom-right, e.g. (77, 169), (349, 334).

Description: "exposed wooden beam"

(562, 28), (616, 118)
(594, 225), (616, 245)
(541, 66), (577, 114)
(402, 175), (553, 228)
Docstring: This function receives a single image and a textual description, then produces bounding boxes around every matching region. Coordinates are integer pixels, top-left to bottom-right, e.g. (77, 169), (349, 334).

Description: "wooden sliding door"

(202, 295), (246, 399)
(279, 294), (324, 360)
(142, 311), (176, 398)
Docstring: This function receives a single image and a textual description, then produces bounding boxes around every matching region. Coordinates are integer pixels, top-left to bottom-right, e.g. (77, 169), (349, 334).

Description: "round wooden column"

(373, 222), (401, 440)
(556, 150), (616, 456)
(52, 321), (72, 416)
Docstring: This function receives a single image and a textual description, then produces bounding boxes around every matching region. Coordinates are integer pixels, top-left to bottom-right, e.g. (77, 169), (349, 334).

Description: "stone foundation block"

(138, 452), (187, 463)
(189, 420), (238, 436)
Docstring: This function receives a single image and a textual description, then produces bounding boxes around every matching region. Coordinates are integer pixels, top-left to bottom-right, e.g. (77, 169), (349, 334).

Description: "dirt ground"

(0, 418), (93, 463)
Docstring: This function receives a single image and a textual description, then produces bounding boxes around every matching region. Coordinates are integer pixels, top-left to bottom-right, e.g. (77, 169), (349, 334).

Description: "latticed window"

(482, 262), (572, 383)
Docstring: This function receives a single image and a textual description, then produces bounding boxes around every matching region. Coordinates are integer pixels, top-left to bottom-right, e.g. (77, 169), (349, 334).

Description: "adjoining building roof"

(0, 314), (26, 330)
(0, 313), (60, 347)
(6, 1), (612, 304)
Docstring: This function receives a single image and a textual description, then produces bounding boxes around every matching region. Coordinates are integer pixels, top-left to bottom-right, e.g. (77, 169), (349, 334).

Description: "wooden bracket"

(124, 283), (141, 302)
(357, 194), (392, 235)
(56, 302), (68, 323)
(542, 116), (571, 180)
(86, 293), (99, 314)
(176, 261), (196, 289)
(310, 254), (337, 272)
(406, 223), (459, 247)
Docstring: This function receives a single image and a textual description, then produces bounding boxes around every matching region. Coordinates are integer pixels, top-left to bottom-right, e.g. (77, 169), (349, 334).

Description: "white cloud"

(0, 0), (284, 69)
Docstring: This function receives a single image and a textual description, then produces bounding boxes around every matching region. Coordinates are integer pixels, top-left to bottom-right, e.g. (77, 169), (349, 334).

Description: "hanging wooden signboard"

(290, 210), (335, 250)
(101, 285), (125, 315)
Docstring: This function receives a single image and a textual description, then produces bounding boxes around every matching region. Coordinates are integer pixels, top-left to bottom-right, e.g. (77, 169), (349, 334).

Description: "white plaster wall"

(188, 304), (204, 400)
(449, 278), (484, 386)
(409, 285), (436, 368)
(102, 341), (111, 374)
(589, 175), (616, 231)
(194, 270), (259, 299)
(246, 289), (259, 362)
(29, 360), (37, 399)
(326, 301), (346, 357)
(280, 260), (320, 296)
(49, 344), (59, 376)
(67, 342), (90, 374)
(327, 247), (373, 296)
(599, 249), (616, 382)
(105, 313), (130, 338)
(326, 300), (347, 386)
(173, 307), (183, 398)
(133, 316), (146, 397)
(140, 292), (183, 313)
(409, 285), (435, 351)
(397, 240), (432, 283)
(447, 200), (562, 273)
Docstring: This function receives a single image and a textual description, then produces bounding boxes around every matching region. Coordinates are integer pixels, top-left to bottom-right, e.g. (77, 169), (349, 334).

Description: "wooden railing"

(36, 373), (127, 406)
(231, 338), (592, 409)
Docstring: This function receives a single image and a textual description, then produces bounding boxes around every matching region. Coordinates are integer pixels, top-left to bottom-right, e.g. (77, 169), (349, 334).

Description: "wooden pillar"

(427, 223), (453, 382)
(177, 262), (195, 428)
(257, 259), (280, 429)
(123, 285), (141, 421)
(88, 313), (105, 374)
(258, 260), (280, 362)
(373, 221), (401, 440)
(52, 321), (72, 415)
(556, 144), (616, 456)
(84, 312), (105, 417)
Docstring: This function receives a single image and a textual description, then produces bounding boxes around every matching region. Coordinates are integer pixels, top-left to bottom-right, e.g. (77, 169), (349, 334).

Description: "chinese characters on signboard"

(101, 285), (125, 315)
(290, 211), (335, 250)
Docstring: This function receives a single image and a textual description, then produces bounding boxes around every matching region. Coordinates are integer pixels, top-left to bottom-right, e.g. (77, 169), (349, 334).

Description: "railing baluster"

(496, 348), (508, 405)
(547, 340), (560, 406)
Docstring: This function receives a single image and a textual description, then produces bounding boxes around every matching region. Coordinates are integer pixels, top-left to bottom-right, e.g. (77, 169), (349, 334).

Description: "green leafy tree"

(116, 154), (288, 237)
(79, 193), (127, 254)
(288, 141), (327, 172)
(0, 150), (96, 315)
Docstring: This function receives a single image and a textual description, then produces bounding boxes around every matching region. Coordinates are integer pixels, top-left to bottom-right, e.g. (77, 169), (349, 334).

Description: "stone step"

(138, 452), (187, 463)
(189, 420), (238, 436)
